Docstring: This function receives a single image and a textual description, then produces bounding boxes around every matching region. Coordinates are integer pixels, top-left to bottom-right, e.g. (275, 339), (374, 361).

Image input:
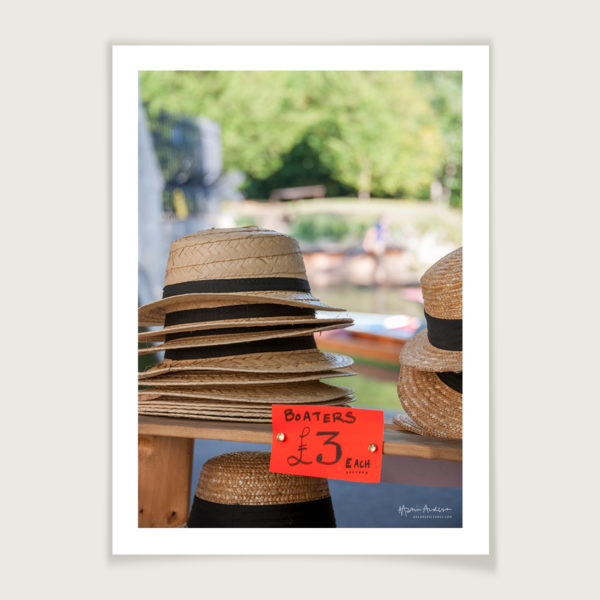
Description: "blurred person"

(362, 215), (390, 286)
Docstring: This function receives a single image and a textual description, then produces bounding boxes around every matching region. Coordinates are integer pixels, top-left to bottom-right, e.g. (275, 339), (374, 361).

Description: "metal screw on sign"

(368, 443), (377, 453)
(276, 432), (286, 442)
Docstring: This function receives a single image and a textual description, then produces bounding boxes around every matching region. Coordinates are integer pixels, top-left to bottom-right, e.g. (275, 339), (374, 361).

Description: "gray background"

(2, 0), (599, 598)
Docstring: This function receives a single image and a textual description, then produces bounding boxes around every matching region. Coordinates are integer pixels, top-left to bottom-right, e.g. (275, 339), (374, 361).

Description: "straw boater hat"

(139, 226), (343, 327)
(138, 305), (352, 342)
(137, 322), (348, 355)
(138, 396), (352, 422)
(138, 381), (355, 422)
(139, 335), (353, 376)
(137, 368), (355, 386)
(139, 381), (354, 404)
(394, 365), (462, 439)
(187, 452), (336, 527)
(138, 226), (355, 422)
(394, 247), (463, 439)
(400, 247), (462, 372)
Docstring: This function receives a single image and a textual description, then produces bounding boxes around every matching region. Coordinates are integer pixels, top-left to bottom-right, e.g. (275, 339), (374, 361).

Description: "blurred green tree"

(140, 70), (460, 203)
(415, 71), (462, 207)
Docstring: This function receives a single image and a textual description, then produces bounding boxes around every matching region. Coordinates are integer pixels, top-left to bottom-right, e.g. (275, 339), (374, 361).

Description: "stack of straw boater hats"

(394, 247), (462, 439)
(138, 226), (356, 422)
(187, 451), (336, 527)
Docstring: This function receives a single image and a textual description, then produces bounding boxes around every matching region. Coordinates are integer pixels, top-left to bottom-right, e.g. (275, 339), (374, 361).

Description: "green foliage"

(234, 215), (258, 227)
(140, 71), (461, 203)
(328, 373), (401, 410)
(243, 135), (355, 199)
(415, 72), (463, 207)
(290, 213), (373, 243)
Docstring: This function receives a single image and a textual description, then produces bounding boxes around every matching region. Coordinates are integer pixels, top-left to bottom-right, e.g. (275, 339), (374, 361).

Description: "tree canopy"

(140, 70), (462, 206)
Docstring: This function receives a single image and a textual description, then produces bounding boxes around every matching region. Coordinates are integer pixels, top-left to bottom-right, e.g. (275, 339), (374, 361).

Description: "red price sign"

(270, 405), (384, 483)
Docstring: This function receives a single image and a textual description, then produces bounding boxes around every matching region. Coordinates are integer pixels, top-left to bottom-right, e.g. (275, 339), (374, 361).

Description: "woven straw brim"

(138, 323), (343, 355)
(139, 381), (354, 404)
(139, 397), (352, 422)
(138, 368), (356, 386)
(397, 364), (462, 439)
(139, 397), (351, 410)
(139, 397), (351, 412)
(139, 314), (353, 342)
(138, 348), (353, 376)
(195, 451), (330, 505)
(139, 409), (272, 423)
(139, 292), (342, 326)
(392, 412), (429, 435)
(400, 329), (462, 372)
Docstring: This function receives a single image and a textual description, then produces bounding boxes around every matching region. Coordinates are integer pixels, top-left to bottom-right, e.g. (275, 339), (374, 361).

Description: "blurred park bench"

(269, 184), (326, 201)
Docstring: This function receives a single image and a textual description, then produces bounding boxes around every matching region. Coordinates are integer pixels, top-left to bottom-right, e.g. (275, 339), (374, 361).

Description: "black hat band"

(164, 304), (315, 327)
(164, 323), (326, 343)
(424, 311), (462, 351)
(164, 335), (317, 360)
(436, 371), (462, 393)
(163, 277), (311, 299)
(187, 496), (336, 528)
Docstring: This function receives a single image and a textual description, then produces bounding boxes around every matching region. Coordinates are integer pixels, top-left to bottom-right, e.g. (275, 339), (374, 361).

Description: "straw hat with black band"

(138, 321), (349, 355)
(394, 247), (463, 439)
(140, 334), (353, 376)
(138, 227), (355, 423)
(139, 226), (343, 326)
(394, 366), (462, 439)
(400, 247), (462, 372)
(139, 304), (352, 342)
(187, 451), (336, 527)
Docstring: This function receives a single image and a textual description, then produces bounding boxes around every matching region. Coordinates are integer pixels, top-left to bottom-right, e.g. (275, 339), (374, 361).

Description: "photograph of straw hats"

(394, 247), (462, 439)
(187, 451), (336, 527)
(138, 226), (356, 422)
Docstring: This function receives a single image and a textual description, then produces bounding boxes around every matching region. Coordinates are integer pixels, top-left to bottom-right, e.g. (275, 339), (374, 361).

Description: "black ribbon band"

(165, 323), (321, 342)
(436, 371), (462, 393)
(187, 496), (336, 528)
(163, 277), (311, 299)
(424, 311), (462, 351)
(164, 304), (315, 327)
(164, 335), (316, 360)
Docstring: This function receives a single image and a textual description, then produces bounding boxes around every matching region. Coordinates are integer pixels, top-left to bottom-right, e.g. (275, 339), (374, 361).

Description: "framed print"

(112, 45), (489, 554)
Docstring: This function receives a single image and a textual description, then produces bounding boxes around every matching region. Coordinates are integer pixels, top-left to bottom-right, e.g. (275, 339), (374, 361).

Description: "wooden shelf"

(139, 416), (462, 462)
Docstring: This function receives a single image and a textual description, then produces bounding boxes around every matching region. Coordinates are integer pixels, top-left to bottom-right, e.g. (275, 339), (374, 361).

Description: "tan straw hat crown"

(395, 247), (463, 439)
(400, 247), (462, 372)
(194, 451), (331, 505)
(139, 226), (341, 326)
(187, 451), (337, 526)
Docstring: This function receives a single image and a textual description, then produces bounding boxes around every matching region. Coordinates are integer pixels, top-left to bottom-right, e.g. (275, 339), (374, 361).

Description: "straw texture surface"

(139, 313), (352, 342)
(138, 368), (356, 386)
(137, 227), (355, 424)
(400, 247), (462, 371)
(400, 329), (462, 372)
(138, 381), (354, 403)
(392, 412), (429, 436)
(195, 451), (331, 505)
(138, 227), (342, 325)
(138, 410), (272, 423)
(138, 349), (353, 376)
(420, 247), (462, 319)
(396, 364), (462, 439)
(138, 322), (343, 355)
